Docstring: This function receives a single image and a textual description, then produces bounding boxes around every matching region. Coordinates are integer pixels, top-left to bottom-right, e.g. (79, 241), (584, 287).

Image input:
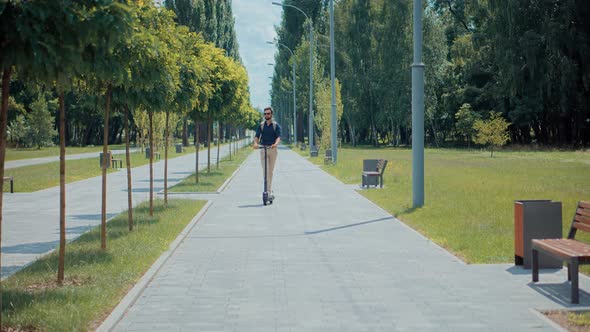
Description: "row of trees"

(3, 0), (242, 148)
(270, 0), (590, 148)
(0, 0), (258, 308)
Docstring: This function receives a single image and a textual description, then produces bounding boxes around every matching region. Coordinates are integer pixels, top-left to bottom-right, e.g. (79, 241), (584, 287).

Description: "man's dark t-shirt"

(255, 121), (282, 146)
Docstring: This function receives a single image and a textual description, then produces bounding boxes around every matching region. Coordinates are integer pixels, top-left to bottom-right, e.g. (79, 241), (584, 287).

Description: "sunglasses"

(264, 113), (271, 115)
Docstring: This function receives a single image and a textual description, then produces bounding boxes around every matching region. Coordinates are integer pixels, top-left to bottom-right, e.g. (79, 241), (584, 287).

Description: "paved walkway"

(5, 148), (140, 169)
(1, 141), (248, 278)
(103, 147), (589, 332)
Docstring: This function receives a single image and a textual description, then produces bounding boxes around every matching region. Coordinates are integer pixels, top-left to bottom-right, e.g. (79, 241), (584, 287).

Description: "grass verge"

(169, 146), (251, 193)
(544, 310), (590, 332)
(301, 146), (590, 264)
(1, 199), (206, 331)
(5, 144), (128, 161)
(3, 147), (195, 193)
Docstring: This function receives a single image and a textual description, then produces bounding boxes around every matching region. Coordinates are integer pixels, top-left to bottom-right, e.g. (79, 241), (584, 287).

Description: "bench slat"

(574, 215), (590, 226)
(577, 207), (590, 218)
(573, 221), (590, 233)
(580, 201), (590, 209)
(533, 239), (590, 259)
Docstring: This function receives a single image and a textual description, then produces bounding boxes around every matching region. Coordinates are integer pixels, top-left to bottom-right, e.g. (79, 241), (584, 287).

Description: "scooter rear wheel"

(263, 192), (268, 206)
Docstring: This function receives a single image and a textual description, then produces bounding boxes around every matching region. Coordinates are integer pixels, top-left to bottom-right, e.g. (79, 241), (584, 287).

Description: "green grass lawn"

(169, 146), (251, 193)
(5, 144), (128, 161)
(3, 146), (196, 193)
(567, 311), (590, 327)
(303, 146), (590, 264)
(1, 199), (206, 331)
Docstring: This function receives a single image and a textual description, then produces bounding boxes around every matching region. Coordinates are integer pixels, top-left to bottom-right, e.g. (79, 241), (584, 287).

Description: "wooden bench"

(324, 149), (332, 164)
(362, 159), (388, 188)
(3, 176), (13, 193)
(111, 158), (123, 168)
(532, 201), (590, 303)
(145, 151), (161, 160)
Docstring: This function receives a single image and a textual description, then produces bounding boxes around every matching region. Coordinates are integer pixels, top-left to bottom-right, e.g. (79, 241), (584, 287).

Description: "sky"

(233, 0), (283, 110)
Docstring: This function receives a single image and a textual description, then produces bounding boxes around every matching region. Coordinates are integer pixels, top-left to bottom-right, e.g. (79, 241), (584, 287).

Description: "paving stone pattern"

(111, 147), (587, 332)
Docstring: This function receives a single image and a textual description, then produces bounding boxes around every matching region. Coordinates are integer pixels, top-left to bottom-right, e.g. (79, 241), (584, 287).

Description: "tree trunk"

(346, 115), (356, 147)
(430, 118), (440, 148)
(124, 105), (133, 231)
(229, 127), (232, 161)
(149, 111), (154, 216)
(182, 118), (188, 146)
(164, 110), (169, 207)
(101, 84), (111, 250)
(195, 120), (199, 184)
(234, 128), (238, 156)
(0, 68), (11, 322)
(83, 122), (95, 146)
(207, 112), (211, 173)
(216, 121), (220, 170)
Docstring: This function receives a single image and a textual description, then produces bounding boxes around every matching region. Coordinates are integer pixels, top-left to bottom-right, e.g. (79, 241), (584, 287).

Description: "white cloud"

(233, 0), (282, 109)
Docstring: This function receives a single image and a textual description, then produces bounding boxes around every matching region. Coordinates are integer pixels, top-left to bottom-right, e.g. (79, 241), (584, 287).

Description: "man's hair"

(264, 107), (273, 114)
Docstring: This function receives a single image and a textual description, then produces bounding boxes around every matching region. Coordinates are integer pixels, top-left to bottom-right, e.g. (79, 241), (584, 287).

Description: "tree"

(134, 109), (150, 150)
(7, 115), (27, 149)
(454, 103), (480, 148)
(165, 0), (205, 33)
(132, 4), (181, 216)
(26, 96), (58, 149)
(1, 2), (29, 319)
(15, 0), (131, 283)
(474, 112), (511, 157)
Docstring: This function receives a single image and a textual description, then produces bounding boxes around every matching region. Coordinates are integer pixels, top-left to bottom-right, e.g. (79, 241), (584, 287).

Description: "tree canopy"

(269, 0), (590, 147)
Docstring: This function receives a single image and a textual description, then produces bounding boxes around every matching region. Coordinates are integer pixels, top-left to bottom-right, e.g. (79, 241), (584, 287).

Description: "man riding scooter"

(253, 107), (282, 204)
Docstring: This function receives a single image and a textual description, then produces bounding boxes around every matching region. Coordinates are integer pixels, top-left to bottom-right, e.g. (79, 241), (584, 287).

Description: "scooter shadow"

(238, 204), (266, 208)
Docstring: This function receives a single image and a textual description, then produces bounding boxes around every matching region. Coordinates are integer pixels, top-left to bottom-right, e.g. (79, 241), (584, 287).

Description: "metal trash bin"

(145, 147), (151, 159)
(310, 146), (318, 157)
(514, 200), (563, 269)
(99, 152), (112, 168)
(175, 144), (183, 153)
(362, 159), (380, 187)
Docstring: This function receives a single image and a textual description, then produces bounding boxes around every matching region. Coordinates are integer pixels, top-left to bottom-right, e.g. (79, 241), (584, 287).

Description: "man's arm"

(271, 124), (282, 148)
(253, 126), (261, 149)
(272, 137), (281, 148)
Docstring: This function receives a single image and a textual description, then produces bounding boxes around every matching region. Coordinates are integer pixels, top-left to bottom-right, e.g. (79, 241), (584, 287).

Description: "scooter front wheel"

(263, 192), (268, 206)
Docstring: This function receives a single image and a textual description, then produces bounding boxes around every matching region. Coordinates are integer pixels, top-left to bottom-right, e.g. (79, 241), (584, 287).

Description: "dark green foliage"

(271, 0), (590, 147)
(165, 0), (240, 61)
(22, 96), (58, 149)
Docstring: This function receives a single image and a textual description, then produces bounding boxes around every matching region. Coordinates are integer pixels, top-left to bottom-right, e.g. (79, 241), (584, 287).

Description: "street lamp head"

(271, 2), (282, 6)
(266, 41), (275, 45)
(267, 63), (274, 66)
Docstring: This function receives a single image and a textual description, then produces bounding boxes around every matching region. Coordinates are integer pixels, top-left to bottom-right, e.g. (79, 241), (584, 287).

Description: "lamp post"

(272, 1), (314, 151)
(267, 41), (297, 144)
(412, 0), (425, 207)
(329, 0), (337, 163)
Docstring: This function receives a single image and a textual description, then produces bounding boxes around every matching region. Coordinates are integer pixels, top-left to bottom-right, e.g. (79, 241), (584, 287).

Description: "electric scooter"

(258, 145), (274, 205)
